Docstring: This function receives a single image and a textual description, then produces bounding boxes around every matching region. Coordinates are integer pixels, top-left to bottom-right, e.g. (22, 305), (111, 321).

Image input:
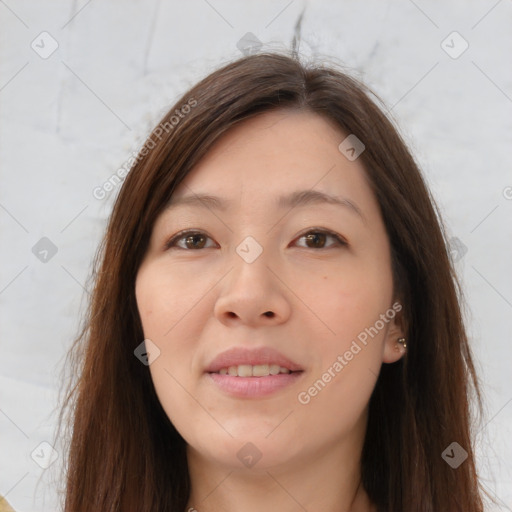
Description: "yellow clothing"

(0, 496), (15, 512)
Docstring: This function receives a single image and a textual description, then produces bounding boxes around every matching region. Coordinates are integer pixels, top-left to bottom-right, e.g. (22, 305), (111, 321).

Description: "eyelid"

(164, 228), (348, 251)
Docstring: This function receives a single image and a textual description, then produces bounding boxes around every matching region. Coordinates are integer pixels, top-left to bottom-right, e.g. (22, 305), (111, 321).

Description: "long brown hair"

(55, 50), (487, 511)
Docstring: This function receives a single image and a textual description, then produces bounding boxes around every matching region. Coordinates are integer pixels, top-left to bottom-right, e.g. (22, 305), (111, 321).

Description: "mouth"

(205, 346), (304, 398)
(211, 364), (302, 377)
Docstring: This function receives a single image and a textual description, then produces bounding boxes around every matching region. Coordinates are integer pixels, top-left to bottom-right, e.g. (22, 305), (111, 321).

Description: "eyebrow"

(165, 189), (365, 221)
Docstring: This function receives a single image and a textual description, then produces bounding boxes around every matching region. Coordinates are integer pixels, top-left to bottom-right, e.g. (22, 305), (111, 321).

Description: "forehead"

(174, 110), (368, 195)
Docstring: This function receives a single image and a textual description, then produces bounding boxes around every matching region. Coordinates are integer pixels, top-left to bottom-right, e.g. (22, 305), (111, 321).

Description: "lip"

(204, 346), (303, 373)
(205, 346), (304, 398)
(208, 372), (303, 398)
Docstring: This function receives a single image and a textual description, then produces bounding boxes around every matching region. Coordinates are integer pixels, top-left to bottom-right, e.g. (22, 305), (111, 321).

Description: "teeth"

(216, 364), (293, 377)
(238, 364), (253, 377)
(269, 364), (280, 375)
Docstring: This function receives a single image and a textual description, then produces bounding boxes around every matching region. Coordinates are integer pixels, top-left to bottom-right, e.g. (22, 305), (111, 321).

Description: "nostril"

(264, 311), (274, 317)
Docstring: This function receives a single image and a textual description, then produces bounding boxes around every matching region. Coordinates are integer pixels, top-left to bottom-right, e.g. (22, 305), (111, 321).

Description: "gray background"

(1, 1), (511, 510)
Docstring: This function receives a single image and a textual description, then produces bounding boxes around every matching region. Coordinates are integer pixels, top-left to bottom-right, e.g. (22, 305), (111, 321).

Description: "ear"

(382, 302), (407, 364)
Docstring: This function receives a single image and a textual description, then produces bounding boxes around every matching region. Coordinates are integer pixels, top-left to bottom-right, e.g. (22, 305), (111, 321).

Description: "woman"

(56, 51), (487, 511)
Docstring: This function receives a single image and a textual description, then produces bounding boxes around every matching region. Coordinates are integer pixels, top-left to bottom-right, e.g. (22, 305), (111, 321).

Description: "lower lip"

(207, 372), (303, 398)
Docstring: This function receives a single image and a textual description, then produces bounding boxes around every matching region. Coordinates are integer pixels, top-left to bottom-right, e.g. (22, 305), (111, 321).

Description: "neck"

(185, 427), (376, 512)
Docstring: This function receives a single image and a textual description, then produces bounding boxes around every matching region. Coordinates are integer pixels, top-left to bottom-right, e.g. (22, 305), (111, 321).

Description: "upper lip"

(205, 346), (303, 373)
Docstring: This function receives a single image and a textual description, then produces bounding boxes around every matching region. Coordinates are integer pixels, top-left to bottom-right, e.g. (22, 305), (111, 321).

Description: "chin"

(188, 434), (302, 472)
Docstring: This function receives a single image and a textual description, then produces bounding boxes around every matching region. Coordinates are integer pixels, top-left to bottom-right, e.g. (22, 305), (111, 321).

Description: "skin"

(135, 109), (406, 512)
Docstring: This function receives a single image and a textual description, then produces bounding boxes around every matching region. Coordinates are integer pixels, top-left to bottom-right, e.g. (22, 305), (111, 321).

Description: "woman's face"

(135, 110), (405, 471)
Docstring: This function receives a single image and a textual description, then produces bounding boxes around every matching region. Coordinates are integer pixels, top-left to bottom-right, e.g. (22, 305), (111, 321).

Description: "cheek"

(309, 265), (393, 338)
(302, 261), (394, 404)
(295, 274), (389, 428)
(136, 266), (208, 432)
(135, 265), (203, 392)
(136, 263), (208, 335)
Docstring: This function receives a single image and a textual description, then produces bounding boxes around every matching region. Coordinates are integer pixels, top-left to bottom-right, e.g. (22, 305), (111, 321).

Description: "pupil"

(187, 234), (204, 249)
(306, 233), (325, 248)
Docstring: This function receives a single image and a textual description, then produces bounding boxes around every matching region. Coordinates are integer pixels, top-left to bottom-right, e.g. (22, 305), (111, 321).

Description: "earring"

(395, 337), (407, 352)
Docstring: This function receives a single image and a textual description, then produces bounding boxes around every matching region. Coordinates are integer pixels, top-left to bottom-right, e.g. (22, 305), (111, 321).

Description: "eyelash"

(164, 228), (348, 251)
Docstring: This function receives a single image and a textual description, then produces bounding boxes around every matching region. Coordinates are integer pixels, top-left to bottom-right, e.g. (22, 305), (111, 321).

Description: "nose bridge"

(228, 235), (273, 298)
(235, 234), (266, 265)
(214, 234), (290, 325)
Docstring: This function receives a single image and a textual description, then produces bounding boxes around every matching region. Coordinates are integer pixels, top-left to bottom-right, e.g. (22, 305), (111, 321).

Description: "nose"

(213, 252), (292, 328)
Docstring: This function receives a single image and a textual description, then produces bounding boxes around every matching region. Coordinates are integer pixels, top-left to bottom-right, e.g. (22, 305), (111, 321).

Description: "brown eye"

(304, 232), (327, 248)
(183, 233), (207, 249)
(165, 231), (216, 250)
(295, 229), (347, 249)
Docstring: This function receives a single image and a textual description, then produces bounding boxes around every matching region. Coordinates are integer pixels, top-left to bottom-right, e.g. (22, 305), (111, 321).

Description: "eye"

(293, 229), (347, 249)
(164, 230), (217, 250)
(164, 228), (347, 251)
